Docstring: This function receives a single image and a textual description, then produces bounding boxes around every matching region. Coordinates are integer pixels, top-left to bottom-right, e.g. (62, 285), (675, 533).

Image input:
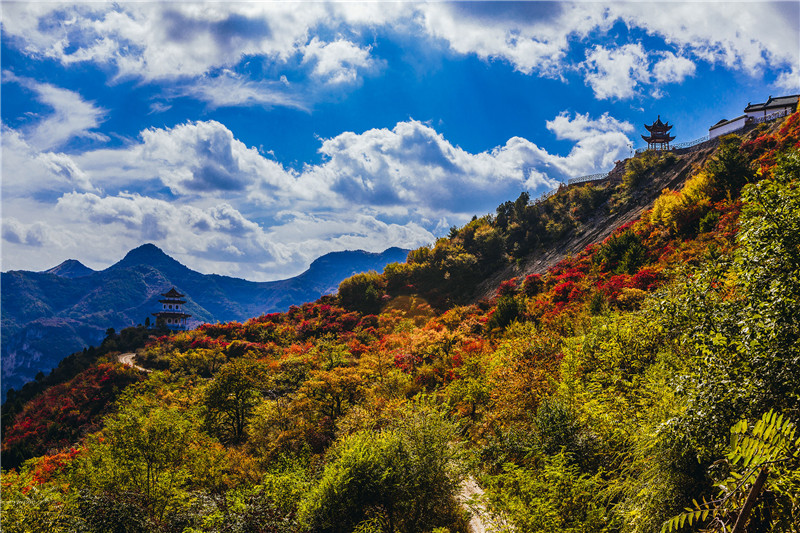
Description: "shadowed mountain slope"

(1, 245), (409, 398)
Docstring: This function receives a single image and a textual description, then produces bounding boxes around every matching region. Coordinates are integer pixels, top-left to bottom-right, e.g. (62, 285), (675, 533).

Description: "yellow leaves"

(650, 170), (715, 235)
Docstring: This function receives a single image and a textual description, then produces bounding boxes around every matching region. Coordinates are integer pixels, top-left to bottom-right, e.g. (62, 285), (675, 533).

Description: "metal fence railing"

(751, 109), (791, 124)
(567, 172), (610, 186)
(533, 187), (558, 204)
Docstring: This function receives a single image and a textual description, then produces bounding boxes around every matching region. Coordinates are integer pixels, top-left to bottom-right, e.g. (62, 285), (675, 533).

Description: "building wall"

(709, 115), (747, 139)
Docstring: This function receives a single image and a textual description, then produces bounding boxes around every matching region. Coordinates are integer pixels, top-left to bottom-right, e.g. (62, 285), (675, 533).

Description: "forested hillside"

(1, 246), (409, 400)
(2, 114), (799, 533)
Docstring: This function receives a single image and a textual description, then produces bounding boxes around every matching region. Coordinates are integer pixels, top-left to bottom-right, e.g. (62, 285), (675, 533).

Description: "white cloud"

(652, 52), (696, 84)
(3, 71), (108, 150)
(583, 43), (650, 100)
(1, 127), (97, 197)
(1, 217), (56, 247)
(419, 2), (608, 77)
(136, 120), (289, 195)
(546, 111), (634, 141)
(302, 38), (377, 85)
(2, 3), (796, 103)
(2, 111), (632, 279)
(581, 45), (700, 100)
(611, 3), (798, 77)
(0, 3), (378, 87)
(177, 71), (308, 110)
(775, 68), (800, 91)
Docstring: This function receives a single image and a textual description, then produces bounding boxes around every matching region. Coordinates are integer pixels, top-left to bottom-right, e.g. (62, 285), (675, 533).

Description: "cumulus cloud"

(133, 120), (292, 196)
(2, 110), (633, 279)
(3, 71), (108, 150)
(581, 45), (700, 100)
(1, 217), (54, 247)
(425, 2), (797, 91)
(419, 2), (604, 76)
(302, 38), (377, 85)
(546, 111), (634, 141)
(0, 3), (378, 89)
(2, 2), (795, 101)
(1, 127), (96, 197)
(652, 52), (696, 84)
(582, 44), (650, 100)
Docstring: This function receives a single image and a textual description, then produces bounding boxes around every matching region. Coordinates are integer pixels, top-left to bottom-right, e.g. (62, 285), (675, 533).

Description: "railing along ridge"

(567, 172), (609, 186)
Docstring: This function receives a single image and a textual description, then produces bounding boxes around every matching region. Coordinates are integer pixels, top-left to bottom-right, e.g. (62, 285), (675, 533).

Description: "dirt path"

(460, 476), (511, 533)
(117, 352), (150, 373)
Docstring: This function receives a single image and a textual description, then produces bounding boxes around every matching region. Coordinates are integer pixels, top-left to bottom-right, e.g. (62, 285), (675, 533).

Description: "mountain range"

(1, 244), (409, 398)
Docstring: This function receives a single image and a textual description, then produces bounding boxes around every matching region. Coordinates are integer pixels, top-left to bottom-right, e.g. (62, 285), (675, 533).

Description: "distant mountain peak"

(113, 243), (187, 271)
(43, 259), (95, 279)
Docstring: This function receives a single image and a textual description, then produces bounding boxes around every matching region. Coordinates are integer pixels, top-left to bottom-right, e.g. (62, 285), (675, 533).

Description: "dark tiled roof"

(162, 287), (184, 298)
(642, 133), (676, 143)
(644, 115), (673, 132)
(766, 95), (799, 107)
(709, 115), (747, 130)
(745, 95), (799, 112)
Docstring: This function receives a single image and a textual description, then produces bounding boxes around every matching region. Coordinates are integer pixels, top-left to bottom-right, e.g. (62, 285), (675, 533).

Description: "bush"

(595, 230), (647, 274)
(298, 402), (466, 533)
(338, 271), (385, 315)
(624, 151), (659, 190)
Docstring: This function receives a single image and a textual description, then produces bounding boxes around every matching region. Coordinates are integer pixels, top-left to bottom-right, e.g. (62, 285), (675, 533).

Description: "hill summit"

(43, 259), (95, 279)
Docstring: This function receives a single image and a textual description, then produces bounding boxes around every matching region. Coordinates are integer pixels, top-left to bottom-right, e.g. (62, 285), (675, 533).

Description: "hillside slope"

(469, 119), (791, 302)
(2, 113), (798, 533)
(473, 142), (720, 300)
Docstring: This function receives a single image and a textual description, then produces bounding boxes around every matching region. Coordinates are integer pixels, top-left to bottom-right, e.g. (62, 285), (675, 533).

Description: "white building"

(744, 95), (799, 120)
(709, 115), (748, 139)
(709, 94), (798, 139)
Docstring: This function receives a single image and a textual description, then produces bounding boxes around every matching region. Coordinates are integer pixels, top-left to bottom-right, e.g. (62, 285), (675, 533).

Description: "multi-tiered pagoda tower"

(641, 115), (675, 151)
(153, 287), (191, 330)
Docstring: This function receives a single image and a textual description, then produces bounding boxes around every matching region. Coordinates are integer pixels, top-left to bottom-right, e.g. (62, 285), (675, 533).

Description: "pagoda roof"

(641, 133), (675, 143)
(153, 311), (192, 318)
(644, 115), (673, 132)
(161, 287), (184, 298)
(159, 298), (186, 304)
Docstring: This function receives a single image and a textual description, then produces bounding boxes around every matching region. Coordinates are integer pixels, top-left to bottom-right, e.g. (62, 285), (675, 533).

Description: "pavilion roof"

(162, 287), (184, 298)
(642, 133), (675, 143)
(644, 115), (673, 132)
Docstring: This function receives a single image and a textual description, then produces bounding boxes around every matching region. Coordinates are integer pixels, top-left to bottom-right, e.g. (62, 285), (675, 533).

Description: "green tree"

(338, 271), (385, 314)
(204, 358), (266, 444)
(70, 400), (208, 522)
(298, 401), (467, 533)
(706, 135), (754, 198)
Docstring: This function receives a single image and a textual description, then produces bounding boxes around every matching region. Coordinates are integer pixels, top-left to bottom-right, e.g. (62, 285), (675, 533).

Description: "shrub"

(624, 151), (659, 190)
(595, 230), (647, 274)
(522, 274), (544, 297)
(298, 403), (466, 533)
(338, 271), (385, 315)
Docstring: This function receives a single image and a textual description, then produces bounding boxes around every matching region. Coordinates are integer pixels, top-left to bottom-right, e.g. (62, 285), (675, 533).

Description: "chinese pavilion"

(153, 287), (191, 330)
(642, 115), (675, 151)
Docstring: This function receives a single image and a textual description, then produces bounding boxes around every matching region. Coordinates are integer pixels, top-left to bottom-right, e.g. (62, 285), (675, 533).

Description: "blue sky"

(2, 2), (798, 281)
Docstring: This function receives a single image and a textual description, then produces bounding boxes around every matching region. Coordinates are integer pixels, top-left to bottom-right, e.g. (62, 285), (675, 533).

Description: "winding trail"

(460, 476), (512, 533)
(117, 352), (151, 373)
